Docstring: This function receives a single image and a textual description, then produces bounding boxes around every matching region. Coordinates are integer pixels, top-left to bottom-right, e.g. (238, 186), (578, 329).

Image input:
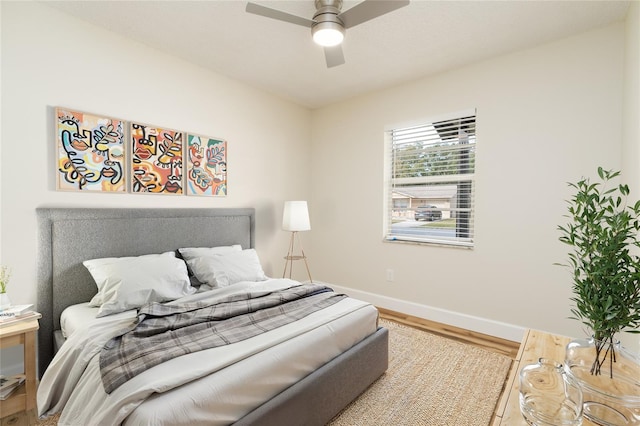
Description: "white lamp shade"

(282, 201), (310, 231)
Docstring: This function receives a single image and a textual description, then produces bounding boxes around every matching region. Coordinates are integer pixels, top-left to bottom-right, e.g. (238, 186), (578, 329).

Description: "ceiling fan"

(246, 0), (410, 68)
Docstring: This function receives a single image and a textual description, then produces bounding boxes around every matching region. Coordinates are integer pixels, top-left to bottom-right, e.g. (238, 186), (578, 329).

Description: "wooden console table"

(493, 329), (597, 425)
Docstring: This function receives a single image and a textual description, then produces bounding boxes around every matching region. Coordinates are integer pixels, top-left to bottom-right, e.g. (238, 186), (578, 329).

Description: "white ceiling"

(45, 0), (631, 109)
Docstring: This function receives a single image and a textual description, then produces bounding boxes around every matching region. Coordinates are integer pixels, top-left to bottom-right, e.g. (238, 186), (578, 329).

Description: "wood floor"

(378, 307), (521, 359)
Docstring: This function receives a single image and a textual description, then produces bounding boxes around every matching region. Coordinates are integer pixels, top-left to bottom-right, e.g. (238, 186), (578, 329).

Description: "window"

(385, 110), (476, 247)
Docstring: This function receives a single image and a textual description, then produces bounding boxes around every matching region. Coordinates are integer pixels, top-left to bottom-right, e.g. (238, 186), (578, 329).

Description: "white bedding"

(39, 279), (378, 425)
(60, 303), (135, 339)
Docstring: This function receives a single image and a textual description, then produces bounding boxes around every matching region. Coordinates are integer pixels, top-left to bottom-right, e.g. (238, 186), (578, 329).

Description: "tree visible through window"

(385, 111), (476, 247)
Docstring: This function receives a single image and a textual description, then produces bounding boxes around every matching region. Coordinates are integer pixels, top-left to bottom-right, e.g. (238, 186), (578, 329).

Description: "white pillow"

(178, 245), (242, 260)
(186, 249), (267, 287)
(84, 252), (195, 317)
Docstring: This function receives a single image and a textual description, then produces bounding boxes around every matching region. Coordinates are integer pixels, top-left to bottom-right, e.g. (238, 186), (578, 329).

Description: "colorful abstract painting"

(56, 108), (126, 192)
(130, 123), (184, 194)
(186, 134), (227, 196)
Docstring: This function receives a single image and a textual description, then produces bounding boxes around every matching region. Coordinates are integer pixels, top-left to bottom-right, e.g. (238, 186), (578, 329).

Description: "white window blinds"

(385, 111), (476, 247)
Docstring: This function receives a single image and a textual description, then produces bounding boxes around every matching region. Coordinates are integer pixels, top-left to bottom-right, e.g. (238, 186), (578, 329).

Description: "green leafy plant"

(0, 266), (11, 294)
(558, 167), (640, 377)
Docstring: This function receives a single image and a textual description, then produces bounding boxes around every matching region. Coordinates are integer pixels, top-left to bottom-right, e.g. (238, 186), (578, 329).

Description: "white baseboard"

(326, 282), (526, 343)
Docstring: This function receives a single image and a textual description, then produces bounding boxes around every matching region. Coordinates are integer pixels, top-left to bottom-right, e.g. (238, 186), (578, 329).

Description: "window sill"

(383, 237), (473, 249)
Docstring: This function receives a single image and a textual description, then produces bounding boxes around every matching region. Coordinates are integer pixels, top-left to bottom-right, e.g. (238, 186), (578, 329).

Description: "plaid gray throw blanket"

(99, 283), (346, 394)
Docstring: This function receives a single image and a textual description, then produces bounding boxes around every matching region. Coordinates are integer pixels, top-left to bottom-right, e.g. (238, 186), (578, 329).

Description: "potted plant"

(0, 266), (12, 310)
(558, 167), (640, 424)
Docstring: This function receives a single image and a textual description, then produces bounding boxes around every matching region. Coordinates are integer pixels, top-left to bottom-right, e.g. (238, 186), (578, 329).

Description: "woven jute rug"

(328, 319), (513, 426)
(36, 319), (512, 426)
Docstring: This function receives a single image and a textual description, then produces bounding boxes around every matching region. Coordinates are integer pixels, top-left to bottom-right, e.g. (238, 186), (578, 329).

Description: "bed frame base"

(234, 326), (389, 426)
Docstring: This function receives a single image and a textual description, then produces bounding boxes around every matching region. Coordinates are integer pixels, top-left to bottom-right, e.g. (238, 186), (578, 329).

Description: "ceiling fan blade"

(324, 45), (345, 68)
(245, 2), (314, 28)
(339, 0), (410, 29)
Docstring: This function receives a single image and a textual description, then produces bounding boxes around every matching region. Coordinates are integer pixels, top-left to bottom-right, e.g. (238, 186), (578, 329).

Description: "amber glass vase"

(564, 338), (640, 426)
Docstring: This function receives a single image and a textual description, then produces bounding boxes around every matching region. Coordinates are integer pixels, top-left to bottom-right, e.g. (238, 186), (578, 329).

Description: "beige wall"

(310, 23), (626, 339)
(0, 3), (3, 265)
(623, 1), (640, 188)
(621, 1), (640, 352)
(0, 2), (312, 306)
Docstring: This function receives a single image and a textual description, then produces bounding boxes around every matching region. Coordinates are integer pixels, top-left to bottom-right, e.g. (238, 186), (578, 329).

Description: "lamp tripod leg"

(282, 231), (296, 279)
(297, 237), (312, 283)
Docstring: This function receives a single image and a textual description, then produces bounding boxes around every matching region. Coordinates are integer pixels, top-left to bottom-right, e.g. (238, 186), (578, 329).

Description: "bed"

(35, 207), (388, 425)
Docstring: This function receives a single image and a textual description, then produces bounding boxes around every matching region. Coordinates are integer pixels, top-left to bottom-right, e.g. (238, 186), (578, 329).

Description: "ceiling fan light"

(312, 22), (344, 47)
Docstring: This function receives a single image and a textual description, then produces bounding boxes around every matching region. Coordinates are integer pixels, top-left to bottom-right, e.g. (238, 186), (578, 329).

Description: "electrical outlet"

(386, 269), (394, 282)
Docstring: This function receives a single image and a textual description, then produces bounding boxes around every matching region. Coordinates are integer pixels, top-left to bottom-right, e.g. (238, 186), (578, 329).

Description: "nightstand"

(0, 319), (39, 425)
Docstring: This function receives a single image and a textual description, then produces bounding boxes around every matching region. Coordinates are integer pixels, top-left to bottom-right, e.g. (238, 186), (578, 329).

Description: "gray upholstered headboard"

(36, 207), (255, 375)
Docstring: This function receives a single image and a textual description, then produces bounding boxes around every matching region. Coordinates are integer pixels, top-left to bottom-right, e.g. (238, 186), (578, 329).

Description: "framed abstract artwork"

(185, 134), (227, 196)
(56, 108), (126, 192)
(130, 122), (184, 194)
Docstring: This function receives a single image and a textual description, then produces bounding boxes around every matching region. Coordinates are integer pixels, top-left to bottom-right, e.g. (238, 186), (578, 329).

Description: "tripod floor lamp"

(282, 201), (313, 282)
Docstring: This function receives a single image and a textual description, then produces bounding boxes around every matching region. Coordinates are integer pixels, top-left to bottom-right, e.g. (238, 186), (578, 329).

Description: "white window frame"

(384, 109), (476, 248)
